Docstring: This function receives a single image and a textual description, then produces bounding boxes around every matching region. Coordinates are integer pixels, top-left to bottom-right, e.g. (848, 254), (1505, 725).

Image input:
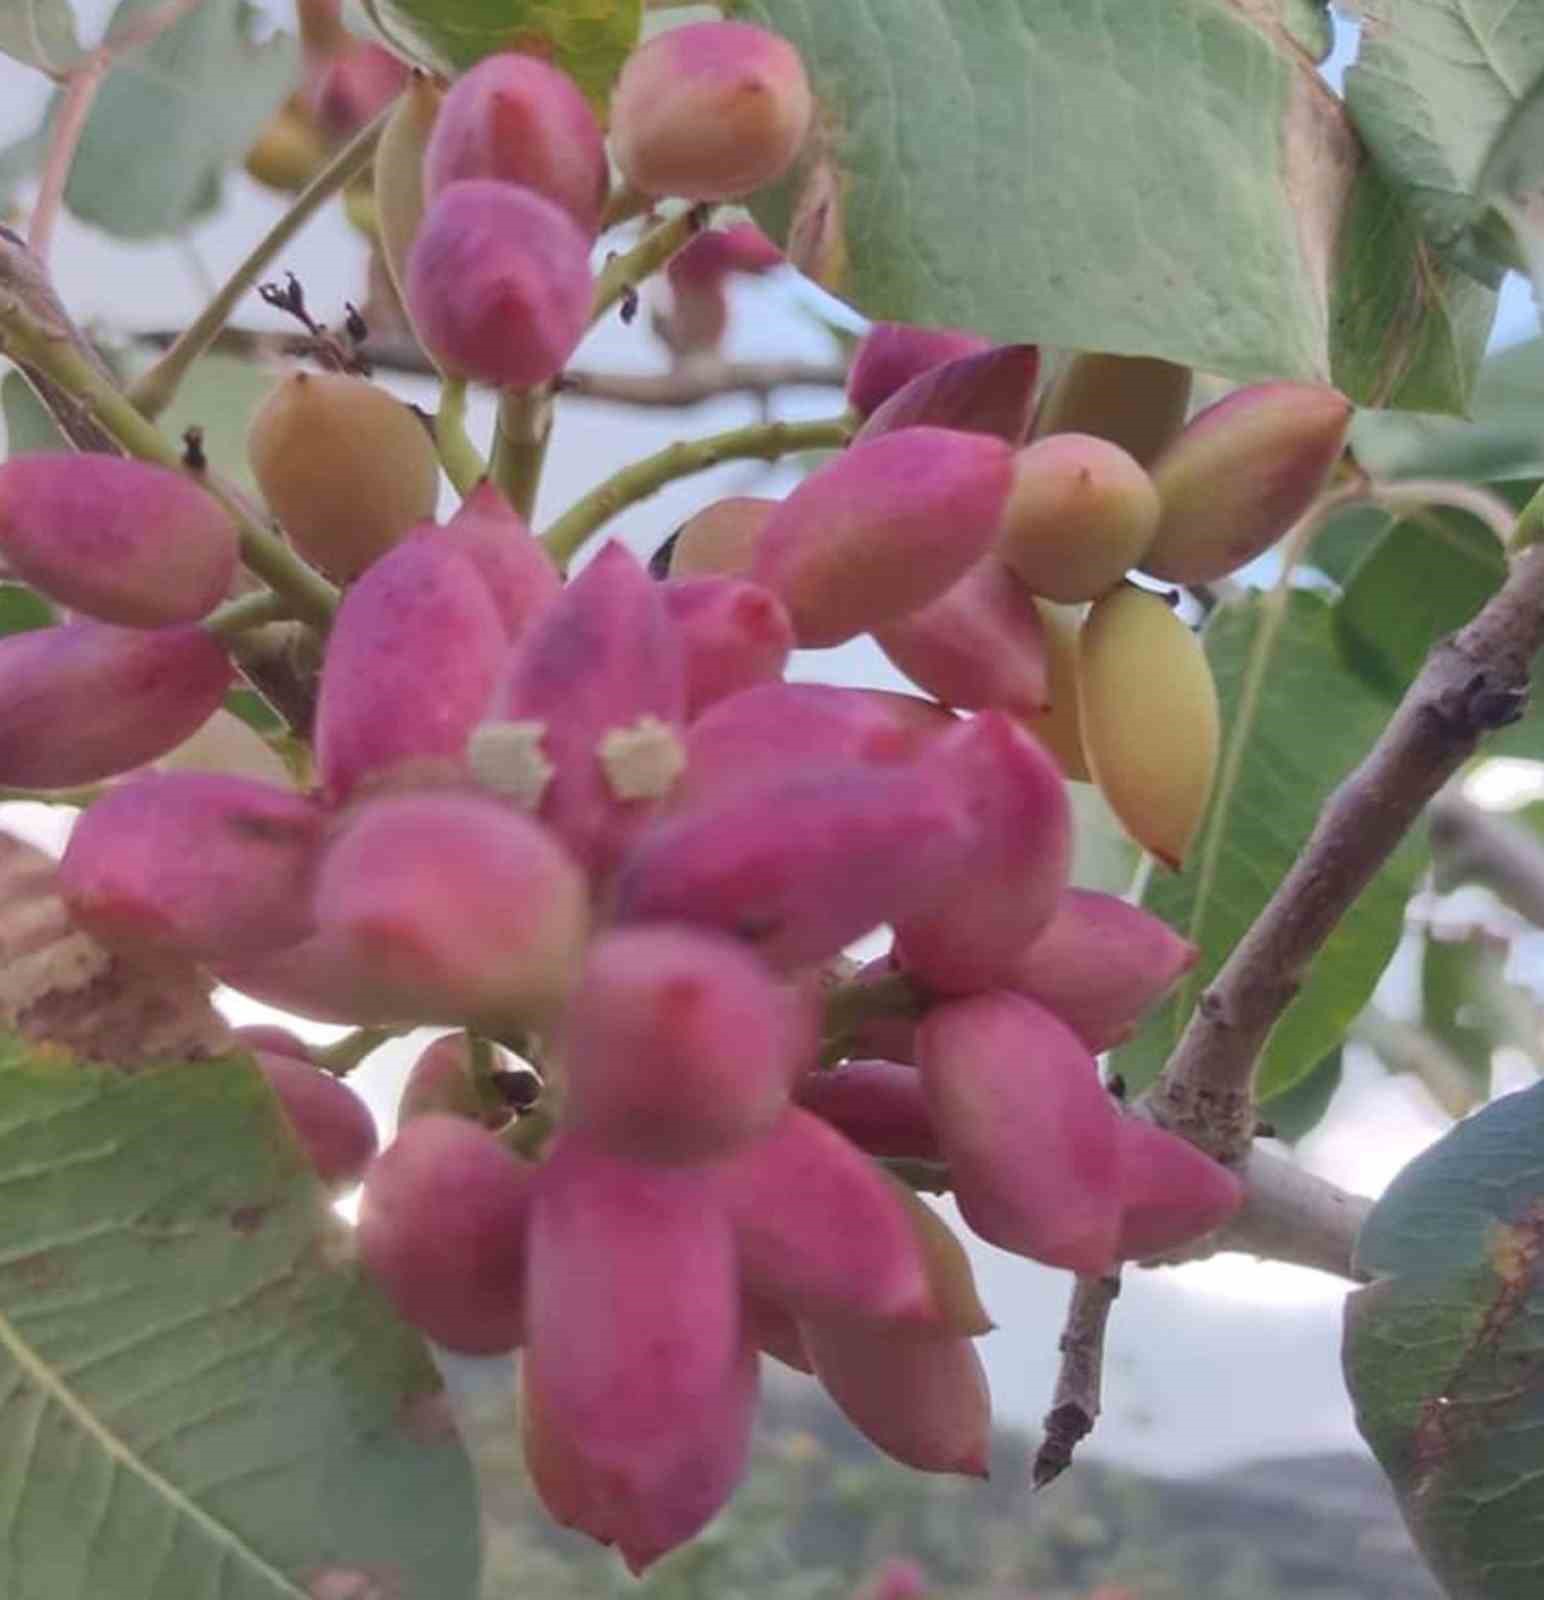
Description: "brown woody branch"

(128, 324), (848, 405)
(1034, 1273), (1121, 1489)
(1429, 789), (1544, 930)
(1147, 537), (1544, 1162)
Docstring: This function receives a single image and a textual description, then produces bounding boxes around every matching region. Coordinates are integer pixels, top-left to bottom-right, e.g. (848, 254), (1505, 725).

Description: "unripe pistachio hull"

(247, 370), (440, 582)
(0, 455), (237, 626)
(436, 479), (561, 640)
(794, 1060), (940, 1161)
(358, 1114), (533, 1352)
(423, 52), (607, 234)
(0, 623), (232, 788)
(254, 1051), (377, 1188)
(873, 556), (1050, 720)
(659, 576), (794, 717)
(668, 497), (775, 579)
(917, 992), (1122, 1275)
(58, 773), (324, 963)
(374, 72), (444, 318)
(749, 427), (1014, 647)
(407, 180), (593, 390)
(856, 343), (1039, 446)
(315, 790), (590, 1033)
(315, 532), (507, 802)
(609, 20), (813, 201)
(1142, 382), (1352, 584)
(1077, 584), (1219, 870)
(1115, 1117), (1245, 1261)
(847, 322), (993, 419)
(1019, 598), (1090, 781)
(562, 925), (812, 1164)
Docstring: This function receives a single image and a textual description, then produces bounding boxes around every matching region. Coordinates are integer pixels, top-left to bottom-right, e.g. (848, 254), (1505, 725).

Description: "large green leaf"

(1112, 591), (1426, 1100)
(1345, 1079), (1544, 1599)
(363, 0), (641, 106)
(1334, 508), (1506, 698)
(733, 0), (1488, 410)
(0, 0), (80, 72)
(60, 0), (295, 240)
(1344, 1), (1544, 284)
(0, 1038), (481, 1599)
(1, 368), (70, 456)
(0, 584), (55, 636)
(1477, 63), (1544, 314)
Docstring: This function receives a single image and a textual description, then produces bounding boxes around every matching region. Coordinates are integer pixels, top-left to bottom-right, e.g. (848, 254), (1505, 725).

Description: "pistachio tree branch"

(590, 204), (713, 326)
(1148, 506), (1544, 1162)
(540, 412), (853, 568)
(129, 104), (389, 419)
(1429, 789), (1544, 929)
(1034, 1273), (1121, 1489)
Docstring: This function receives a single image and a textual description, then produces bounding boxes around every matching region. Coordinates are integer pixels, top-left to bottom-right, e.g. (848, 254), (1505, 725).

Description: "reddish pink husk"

(659, 576), (793, 717)
(795, 1060), (940, 1161)
(847, 323), (994, 418)
(1115, 1118), (1245, 1261)
(314, 789), (589, 1034)
(895, 711), (1071, 994)
(612, 762), (972, 972)
(716, 1107), (937, 1327)
(657, 276), (729, 361)
(1008, 889), (1198, 1051)
(0, 622), (232, 788)
(671, 681), (935, 811)
(307, 41), (410, 139)
(563, 924), (813, 1163)
(0, 454), (237, 626)
(489, 540), (686, 879)
(216, 928), (424, 1027)
(873, 557), (1050, 720)
(422, 52), (608, 235)
(253, 1051), (377, 1187)
(407, 179), (593, 389)
(668, 225), (783, 287)
(357, 1115), (532, 1352)
(522, 1139), (755, 1572)
(801, 1319), (991, 1476)
(917, 993), (1122, 1275)
(397, 1032), (497, 1127)
(435, 481), (562, 641)
(314, 532), (506, 802)
(749, 428), (1015, 647)
(58, 773), (323, 963)
(857, 344), (1040, 446)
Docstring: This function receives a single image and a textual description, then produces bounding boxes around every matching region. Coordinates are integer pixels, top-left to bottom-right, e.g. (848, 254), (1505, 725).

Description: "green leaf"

(0, 1038), (481, 1599)
(1334, 508), (1506, 698)
(61, 0), (295, 240)
(1343, 1), (1544, 283)
(1309, 501), (1390, 587)
(1328, 156), (1498, 413)
(733, 0), (1487, 410)
(1112, 591), (1426, 1100)
(0, 122), (48, 210)
(151, 353), (275, 493)
(1477, 64), (1544, 315)
(0, 0), (81, 72)
(1345, 1078), (1544, 1598)
(1258, 1045), (1342, 1144)
(0, 584), (55, 635)
(1, 368), (70, 455)
(364, 0), (642, 107)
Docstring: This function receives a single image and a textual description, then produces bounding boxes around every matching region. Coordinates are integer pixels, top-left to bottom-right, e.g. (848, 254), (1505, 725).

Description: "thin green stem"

(1511, 480), (1544, 552)
(0, 297), (338, 627)
(0, 783), (106, 808)
(434, 375), (488, 496)
(129, 106), (390, 420)
(590, 204), (712, 326)
(204, 589), (293, 639)
(541, 413), (853, 568)
(314, 1026), (407, 1077)
(491, 386), (552, 521)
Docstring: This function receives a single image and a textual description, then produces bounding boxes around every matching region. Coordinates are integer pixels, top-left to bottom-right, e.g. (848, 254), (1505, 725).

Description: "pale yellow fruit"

(1020, 598), (1090, 782)
(995, 433), (1159, 603)
(248, 371), (440, 582)
(1077, 584), (1218, 869)
(669, 496), (776, 578)
(244, 100), (328, 193)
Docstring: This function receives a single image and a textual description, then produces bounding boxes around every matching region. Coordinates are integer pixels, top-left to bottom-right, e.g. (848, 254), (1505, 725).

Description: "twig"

(591, 204), (713, 326)
(1204, 1145), (1372, 1279)
(1370, 479), (1520, 552)
(129, 104), (390, 419)
(432, 375), (488, 496)
(491, 386), (553, 521)
(1034, 1274), (1121, 1489)
(541, 412), (853, 568)
(1350, 1004), (1482, 1120)
(1429, 790), (1544, 929)
(1147, 514), (1544, 1162)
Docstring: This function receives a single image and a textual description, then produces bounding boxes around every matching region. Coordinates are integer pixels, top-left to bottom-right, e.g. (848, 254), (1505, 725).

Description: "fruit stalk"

(541, 414), (855, 568)
(590, 205), (714, 326)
